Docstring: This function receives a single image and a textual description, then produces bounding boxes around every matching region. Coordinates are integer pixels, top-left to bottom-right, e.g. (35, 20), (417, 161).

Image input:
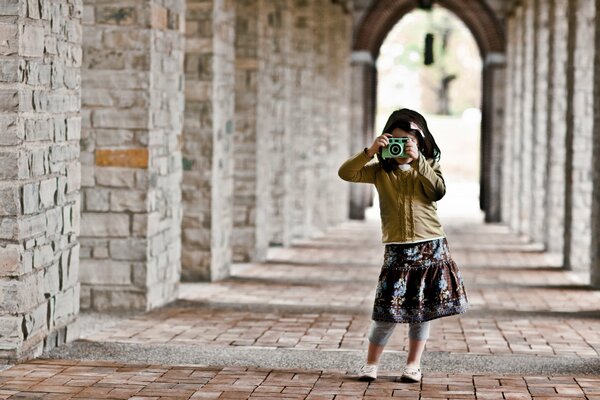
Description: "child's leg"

(366, 320), (396, 365)
(406, 321), (431, 367)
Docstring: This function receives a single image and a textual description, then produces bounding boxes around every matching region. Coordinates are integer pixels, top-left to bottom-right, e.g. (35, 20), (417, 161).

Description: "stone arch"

(350, 0), (506, 222)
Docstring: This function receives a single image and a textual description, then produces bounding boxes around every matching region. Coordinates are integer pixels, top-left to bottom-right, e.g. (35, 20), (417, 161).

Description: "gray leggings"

(368, 320), (431, 345)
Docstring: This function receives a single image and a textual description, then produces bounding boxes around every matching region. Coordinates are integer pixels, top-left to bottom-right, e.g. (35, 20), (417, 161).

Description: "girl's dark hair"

(377, 108), (441, 172)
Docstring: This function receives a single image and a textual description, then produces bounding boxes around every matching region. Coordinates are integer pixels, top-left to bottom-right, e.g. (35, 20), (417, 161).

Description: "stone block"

(95, 167), (135, 188)
(109, 238), (147, 261)
(0, 316), (22, 351)
(151, 4), (168, 30)
(80, 259), (131, 285)
(0, 23), (18, 56)
(90, 288), (146, 311)
(92, 109), (148, 129)
(95, 148), (149, 168)
(0, 90), (18, 112)
(19, 24), (44, 57)
(84, 188), (109, 211)
(110, 190), (147, 212)
(0, 115), (19, 145)
(80, 213), (130, 237)
(0, 244), (21, 277)
(39, 178), (57, 209)
(33, 244), (54, 269)
(43, 262), (60, 298)
(18, 213), (46, 240)
(95, 6), (137, 26)
(0, 186), (20, 216)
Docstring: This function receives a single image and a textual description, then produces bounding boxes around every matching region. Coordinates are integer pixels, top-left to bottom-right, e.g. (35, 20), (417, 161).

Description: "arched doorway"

(350, 0), (506, 222)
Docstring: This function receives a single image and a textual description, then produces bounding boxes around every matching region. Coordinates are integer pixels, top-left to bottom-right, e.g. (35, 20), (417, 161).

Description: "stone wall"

(0, 0), (81, 362)
(503, 0), (599, 281)
(564, 0), (595, 272)
(530, 0), (550, 243)
(544, 0), (570, 255)
(232, 0), (268, 263)
(182, 0), (235, 280)
(80, 0), (185, 310)
(232, 0), (352, 251)
(592, 0), (600, 287)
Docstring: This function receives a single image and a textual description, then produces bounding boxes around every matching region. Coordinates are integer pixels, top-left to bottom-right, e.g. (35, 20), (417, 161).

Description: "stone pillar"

(266, 0), (291, 246)
(480, 54), (505, 223)
(501, 16), (517, 225)
(80, 0), (185, 309)
(231, 0), (269, 262)
(182, 0), (235, 280)
(530, 0), (550, 244)
(0, 0), (81, 362)
(324, 2), (352, 227)
(288, 0), (316, 242)
(564, 0), (595, 272)
(507, 6), (525, 232)
(349, 51), (376, 220)
(519, 0), (535, 238)
(592, 0), (600, 287)
(545, 0), (571, 255)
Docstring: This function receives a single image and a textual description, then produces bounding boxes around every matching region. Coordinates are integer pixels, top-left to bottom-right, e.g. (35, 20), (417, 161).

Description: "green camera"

(381, 137), (410, 159)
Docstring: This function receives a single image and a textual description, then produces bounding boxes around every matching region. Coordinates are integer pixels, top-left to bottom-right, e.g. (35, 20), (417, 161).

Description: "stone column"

(592, 0), (600, 287)
(266, 0), (291, 246)
(480, 54), (505, 223)
(80, 0), (185, 309)
(508, 6), (525, 232)
(324, 2), (353, 227)
(545, 0), (571, 255)
(288, 0), (316, 242)
(231, 0), (269, 262)
(349, 51), (376, 220)
(501, 16), (517, 225)
(530, 0), (550, 243)
(0, 0), (81, 362)
(564, 0), (595, 272)
(519, 0), (536, 238)
(182, 0), (235, 280)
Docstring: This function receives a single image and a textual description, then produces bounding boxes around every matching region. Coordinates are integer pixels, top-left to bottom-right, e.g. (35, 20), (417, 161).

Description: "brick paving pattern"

(1, 220), (600, 398)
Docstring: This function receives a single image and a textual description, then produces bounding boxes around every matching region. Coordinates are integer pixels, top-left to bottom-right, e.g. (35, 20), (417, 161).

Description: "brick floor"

(82, 308), (600, 357)
(0, 360), (599, 399)
(2, 219), (600, 399)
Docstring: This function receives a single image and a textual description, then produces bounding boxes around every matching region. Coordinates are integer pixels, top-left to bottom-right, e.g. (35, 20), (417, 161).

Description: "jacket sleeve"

(411, 154), (446, 201)
(338, 148), (379, 184)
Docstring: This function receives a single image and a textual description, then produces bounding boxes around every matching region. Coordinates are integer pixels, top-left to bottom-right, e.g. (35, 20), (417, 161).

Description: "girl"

(338, 108), (469, 383)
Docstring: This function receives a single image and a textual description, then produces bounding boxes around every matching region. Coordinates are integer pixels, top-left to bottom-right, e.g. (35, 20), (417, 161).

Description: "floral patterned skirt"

(372, 237), (469, 323)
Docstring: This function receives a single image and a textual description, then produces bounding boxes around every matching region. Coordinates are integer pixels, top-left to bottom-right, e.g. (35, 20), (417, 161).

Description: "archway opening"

(353, 0), (505, 222)
(366, 6), (484, 223)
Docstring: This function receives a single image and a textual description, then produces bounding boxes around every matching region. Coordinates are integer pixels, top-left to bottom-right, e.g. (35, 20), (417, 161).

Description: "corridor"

(0, 218), (598, 399)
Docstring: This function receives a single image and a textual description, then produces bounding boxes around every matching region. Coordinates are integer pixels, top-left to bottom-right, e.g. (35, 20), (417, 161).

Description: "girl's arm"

(338, 149), (379, 184)
(411, 154), (446, 201)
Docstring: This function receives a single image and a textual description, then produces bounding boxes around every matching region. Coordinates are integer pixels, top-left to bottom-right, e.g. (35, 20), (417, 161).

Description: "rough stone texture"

(519, 0), (535, 238)
(544, 0), (571, 255)
(182, 0), (236, 281)
(564, 0), (595, 272)
(232, 0), (268, 263)
(508, 6), (524, 233)
(266, 0), (292, 246)
(593, 0), (600, 287)
(0, 0), (81, 363)
(501, 15), (515, 225)
(80, 0), (185, 310)
(530, 0), (550, 244)
(231, 0), (351, 260)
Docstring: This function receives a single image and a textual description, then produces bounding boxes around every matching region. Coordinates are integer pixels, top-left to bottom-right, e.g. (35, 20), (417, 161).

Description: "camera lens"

(389, 144), (402, 156)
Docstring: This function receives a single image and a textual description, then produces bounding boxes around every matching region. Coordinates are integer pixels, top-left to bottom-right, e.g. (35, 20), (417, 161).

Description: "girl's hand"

(366, 134), (392, 158)
(404, 137), (420, 160)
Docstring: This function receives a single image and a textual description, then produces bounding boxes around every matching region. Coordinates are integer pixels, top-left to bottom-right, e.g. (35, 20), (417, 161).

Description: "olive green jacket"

(338, 149), (446, 243)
